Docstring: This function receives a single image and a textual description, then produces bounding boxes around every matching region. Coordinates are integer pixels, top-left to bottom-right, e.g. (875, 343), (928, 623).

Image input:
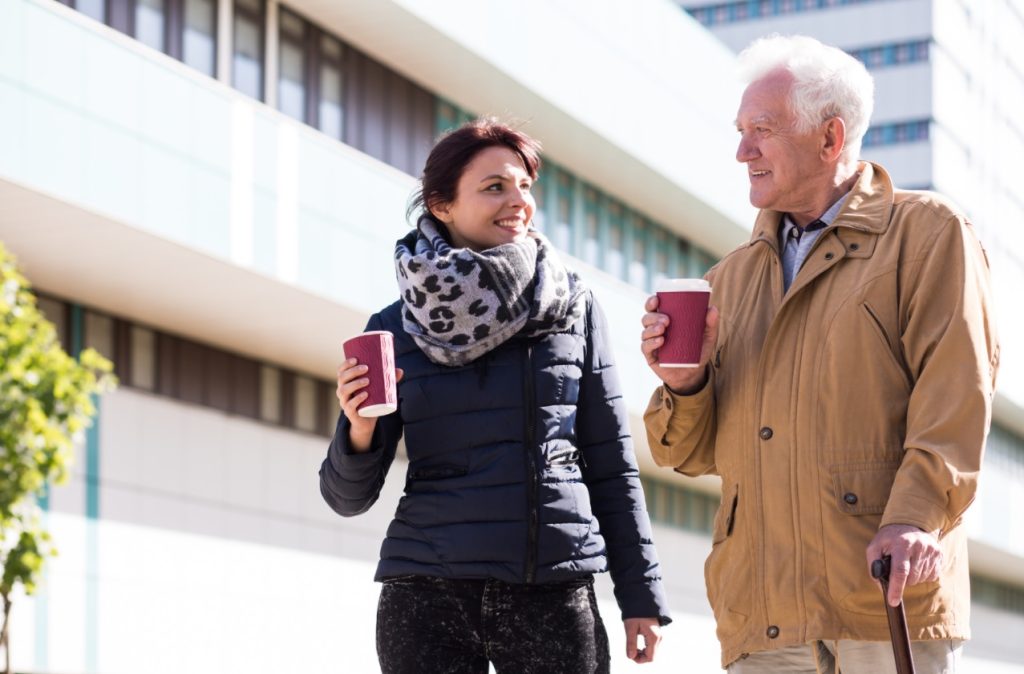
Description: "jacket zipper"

(522, 342), (539, 584)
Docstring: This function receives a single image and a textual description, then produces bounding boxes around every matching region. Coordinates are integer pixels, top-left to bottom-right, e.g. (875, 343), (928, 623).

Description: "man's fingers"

(888, 556), (910, 606)
(645, 295), (659, 312)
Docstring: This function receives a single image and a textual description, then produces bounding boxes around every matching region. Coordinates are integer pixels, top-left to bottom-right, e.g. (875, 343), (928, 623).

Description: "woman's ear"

(428, 197), (453, 224)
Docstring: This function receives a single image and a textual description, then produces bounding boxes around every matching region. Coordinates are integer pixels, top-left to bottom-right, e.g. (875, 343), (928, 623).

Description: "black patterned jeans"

(376, 575), (610, 674)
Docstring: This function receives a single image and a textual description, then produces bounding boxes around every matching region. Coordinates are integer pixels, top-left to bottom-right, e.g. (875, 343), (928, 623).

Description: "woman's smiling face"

(430, 146), (536, 252)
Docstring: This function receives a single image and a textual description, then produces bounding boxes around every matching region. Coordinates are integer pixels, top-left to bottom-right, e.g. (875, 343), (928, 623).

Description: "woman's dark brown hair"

(408, 117), (542, 222)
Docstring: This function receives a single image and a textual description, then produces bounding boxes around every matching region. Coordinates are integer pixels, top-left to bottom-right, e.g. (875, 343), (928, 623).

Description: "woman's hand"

(623, 617), (662, 664)
(336, 359), (403, 452)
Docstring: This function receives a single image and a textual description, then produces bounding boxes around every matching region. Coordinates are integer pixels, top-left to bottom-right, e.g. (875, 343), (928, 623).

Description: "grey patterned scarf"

(395, 216), (586, 366)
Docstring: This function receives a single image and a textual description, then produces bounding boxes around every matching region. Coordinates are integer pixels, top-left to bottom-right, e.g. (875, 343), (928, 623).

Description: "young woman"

(320, 119), (670, 673)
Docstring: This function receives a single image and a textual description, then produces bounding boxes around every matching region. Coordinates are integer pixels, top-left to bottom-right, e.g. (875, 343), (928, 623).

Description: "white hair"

(738, 35), (875, 161)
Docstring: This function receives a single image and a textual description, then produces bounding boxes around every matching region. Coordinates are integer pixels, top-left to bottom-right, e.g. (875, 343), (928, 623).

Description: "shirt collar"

(781, 190), (853, 240)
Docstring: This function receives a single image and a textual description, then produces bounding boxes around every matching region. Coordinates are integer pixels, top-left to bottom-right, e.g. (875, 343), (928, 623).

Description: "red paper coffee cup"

(656, 279), (711, 367)
(342, 331), (398, 417)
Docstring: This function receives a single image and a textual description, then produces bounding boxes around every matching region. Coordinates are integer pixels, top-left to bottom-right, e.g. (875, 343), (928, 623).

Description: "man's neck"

(789, 164), (860, 228)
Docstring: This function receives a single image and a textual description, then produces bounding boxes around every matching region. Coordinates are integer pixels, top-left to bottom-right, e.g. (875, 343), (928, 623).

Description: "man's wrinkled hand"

(866, 523), (943, 607)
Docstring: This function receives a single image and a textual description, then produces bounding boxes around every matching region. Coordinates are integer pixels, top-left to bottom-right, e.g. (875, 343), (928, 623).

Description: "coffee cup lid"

(655, 278), (710, 292)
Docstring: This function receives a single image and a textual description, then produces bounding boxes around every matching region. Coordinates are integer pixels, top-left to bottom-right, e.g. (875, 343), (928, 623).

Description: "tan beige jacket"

(645, 163), (999, 667)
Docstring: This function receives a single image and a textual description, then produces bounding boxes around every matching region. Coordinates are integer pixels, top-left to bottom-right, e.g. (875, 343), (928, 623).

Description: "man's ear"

(428, 198), (452, 223)
(821, 116), (847, 162)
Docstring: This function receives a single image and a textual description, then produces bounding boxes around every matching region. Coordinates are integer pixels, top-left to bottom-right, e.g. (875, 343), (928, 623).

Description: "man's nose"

(736, 135), (758, 163)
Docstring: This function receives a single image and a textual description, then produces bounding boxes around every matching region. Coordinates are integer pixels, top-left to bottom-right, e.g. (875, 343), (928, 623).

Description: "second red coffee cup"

(656, 279), (711, 367)
(342, 330), (398, 417)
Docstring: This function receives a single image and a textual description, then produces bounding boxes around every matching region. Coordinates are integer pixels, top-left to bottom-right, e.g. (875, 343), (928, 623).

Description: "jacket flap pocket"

(409, 464), (468, 480)
(831, 464), (899, 515)
(712, 481), (739, 544)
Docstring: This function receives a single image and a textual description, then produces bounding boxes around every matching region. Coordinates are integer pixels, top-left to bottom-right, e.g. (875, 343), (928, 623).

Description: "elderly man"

(641, 36), (999, 672)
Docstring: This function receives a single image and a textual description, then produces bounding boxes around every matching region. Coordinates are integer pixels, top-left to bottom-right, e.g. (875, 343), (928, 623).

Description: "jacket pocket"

(704, 481), (751, 639)
(409, 465), (468, 480)
(405, 464), (468, 493)
(824, 462), (899, 614)
(860, 302), (912, 390)
(711, 481), (739, 544)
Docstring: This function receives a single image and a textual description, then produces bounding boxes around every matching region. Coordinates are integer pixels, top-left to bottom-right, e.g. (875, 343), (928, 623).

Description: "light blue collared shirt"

(780, 193), (851, 292)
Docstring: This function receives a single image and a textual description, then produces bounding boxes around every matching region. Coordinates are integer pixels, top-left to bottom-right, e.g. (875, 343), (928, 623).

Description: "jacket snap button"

(844, 492), (858, 505)
(824, 252), (835, 260)
(850, 243), (860, 251)
(766, 625), (780, 639)
(759, 427), (773, 440)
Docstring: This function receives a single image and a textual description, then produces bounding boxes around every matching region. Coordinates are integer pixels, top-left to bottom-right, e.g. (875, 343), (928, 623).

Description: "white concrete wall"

(15, 383), (1024, 673)
(13, 387), (723, 673)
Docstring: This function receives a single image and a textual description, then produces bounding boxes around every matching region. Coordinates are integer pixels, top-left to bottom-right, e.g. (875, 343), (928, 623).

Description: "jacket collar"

(748, 162), (895, 250)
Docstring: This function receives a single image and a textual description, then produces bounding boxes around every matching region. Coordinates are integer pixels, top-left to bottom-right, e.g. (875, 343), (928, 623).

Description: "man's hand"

(623, 617), (662, 664)
(866, 523), (943, 607)
(640, 295), (719, 395)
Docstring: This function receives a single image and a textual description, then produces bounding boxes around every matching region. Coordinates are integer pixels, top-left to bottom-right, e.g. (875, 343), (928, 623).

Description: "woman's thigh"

(376, 576), (489, 674)
(486, 578), (610, 674)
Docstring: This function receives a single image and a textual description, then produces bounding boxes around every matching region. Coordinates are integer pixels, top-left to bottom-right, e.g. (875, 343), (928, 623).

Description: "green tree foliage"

(0, 242), (116, 674)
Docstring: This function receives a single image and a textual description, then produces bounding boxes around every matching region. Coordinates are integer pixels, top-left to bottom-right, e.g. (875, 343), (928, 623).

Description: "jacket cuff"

(329, 418), (387, 478)
(618, 579), (673, 626)
(880, 492), (949, 534)
(644, 380), (713, 467)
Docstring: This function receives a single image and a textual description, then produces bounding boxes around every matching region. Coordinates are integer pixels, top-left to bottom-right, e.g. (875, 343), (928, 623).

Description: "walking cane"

(871, 555), (916, 674)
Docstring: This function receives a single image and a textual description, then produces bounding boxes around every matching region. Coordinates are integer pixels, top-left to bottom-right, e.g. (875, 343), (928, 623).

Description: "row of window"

(60, 0), (219, 76)
(972, 575), (1024, 616)
(847, 40), (930, 70)
(65, 0), (719, 290)
(862, 120), (931, 147)
(36, 294), (340, 439)
(685, 0), (879, 27)
(640, 476), (720, 535)
(437, 101), (718, 287)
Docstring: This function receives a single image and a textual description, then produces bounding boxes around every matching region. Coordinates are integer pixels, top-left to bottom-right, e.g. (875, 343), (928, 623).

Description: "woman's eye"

(485, 183), (502, 192)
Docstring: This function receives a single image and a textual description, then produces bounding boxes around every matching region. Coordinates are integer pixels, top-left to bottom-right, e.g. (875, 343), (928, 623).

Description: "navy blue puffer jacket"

(320, 290), (670, 623)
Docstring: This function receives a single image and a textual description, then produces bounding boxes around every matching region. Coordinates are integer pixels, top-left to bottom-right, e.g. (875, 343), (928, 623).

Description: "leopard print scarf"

(394, 216), (587, 366)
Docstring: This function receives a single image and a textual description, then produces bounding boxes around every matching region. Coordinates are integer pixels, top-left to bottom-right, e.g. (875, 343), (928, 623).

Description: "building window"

(74, 0), (106, 22)
(134, 0), (166, 52)
(606, 203), (625, 280)
(294, 375), (317, 433)
(260, 365), (281, 423)
(652, 229), (670, 288)
(130, 326), (156, 390)
(318, 34), (345, 141)
(686, 0), (883, 26)
(278, 8), (307, 122)
(629, 216), (648, 289)
(553, 171), (573, 254)
(862, 119), (931, 148)
(232, 0), (264, 100)
(182, 0), (217, 76)
(640, 476), (718, 534)
(582, 188), (600, 268)
(36, 295), (69, 351)
(85, 312), (115, 361)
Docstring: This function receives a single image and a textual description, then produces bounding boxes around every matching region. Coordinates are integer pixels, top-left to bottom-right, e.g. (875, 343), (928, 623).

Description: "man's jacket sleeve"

(883, 214), (999, 533)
